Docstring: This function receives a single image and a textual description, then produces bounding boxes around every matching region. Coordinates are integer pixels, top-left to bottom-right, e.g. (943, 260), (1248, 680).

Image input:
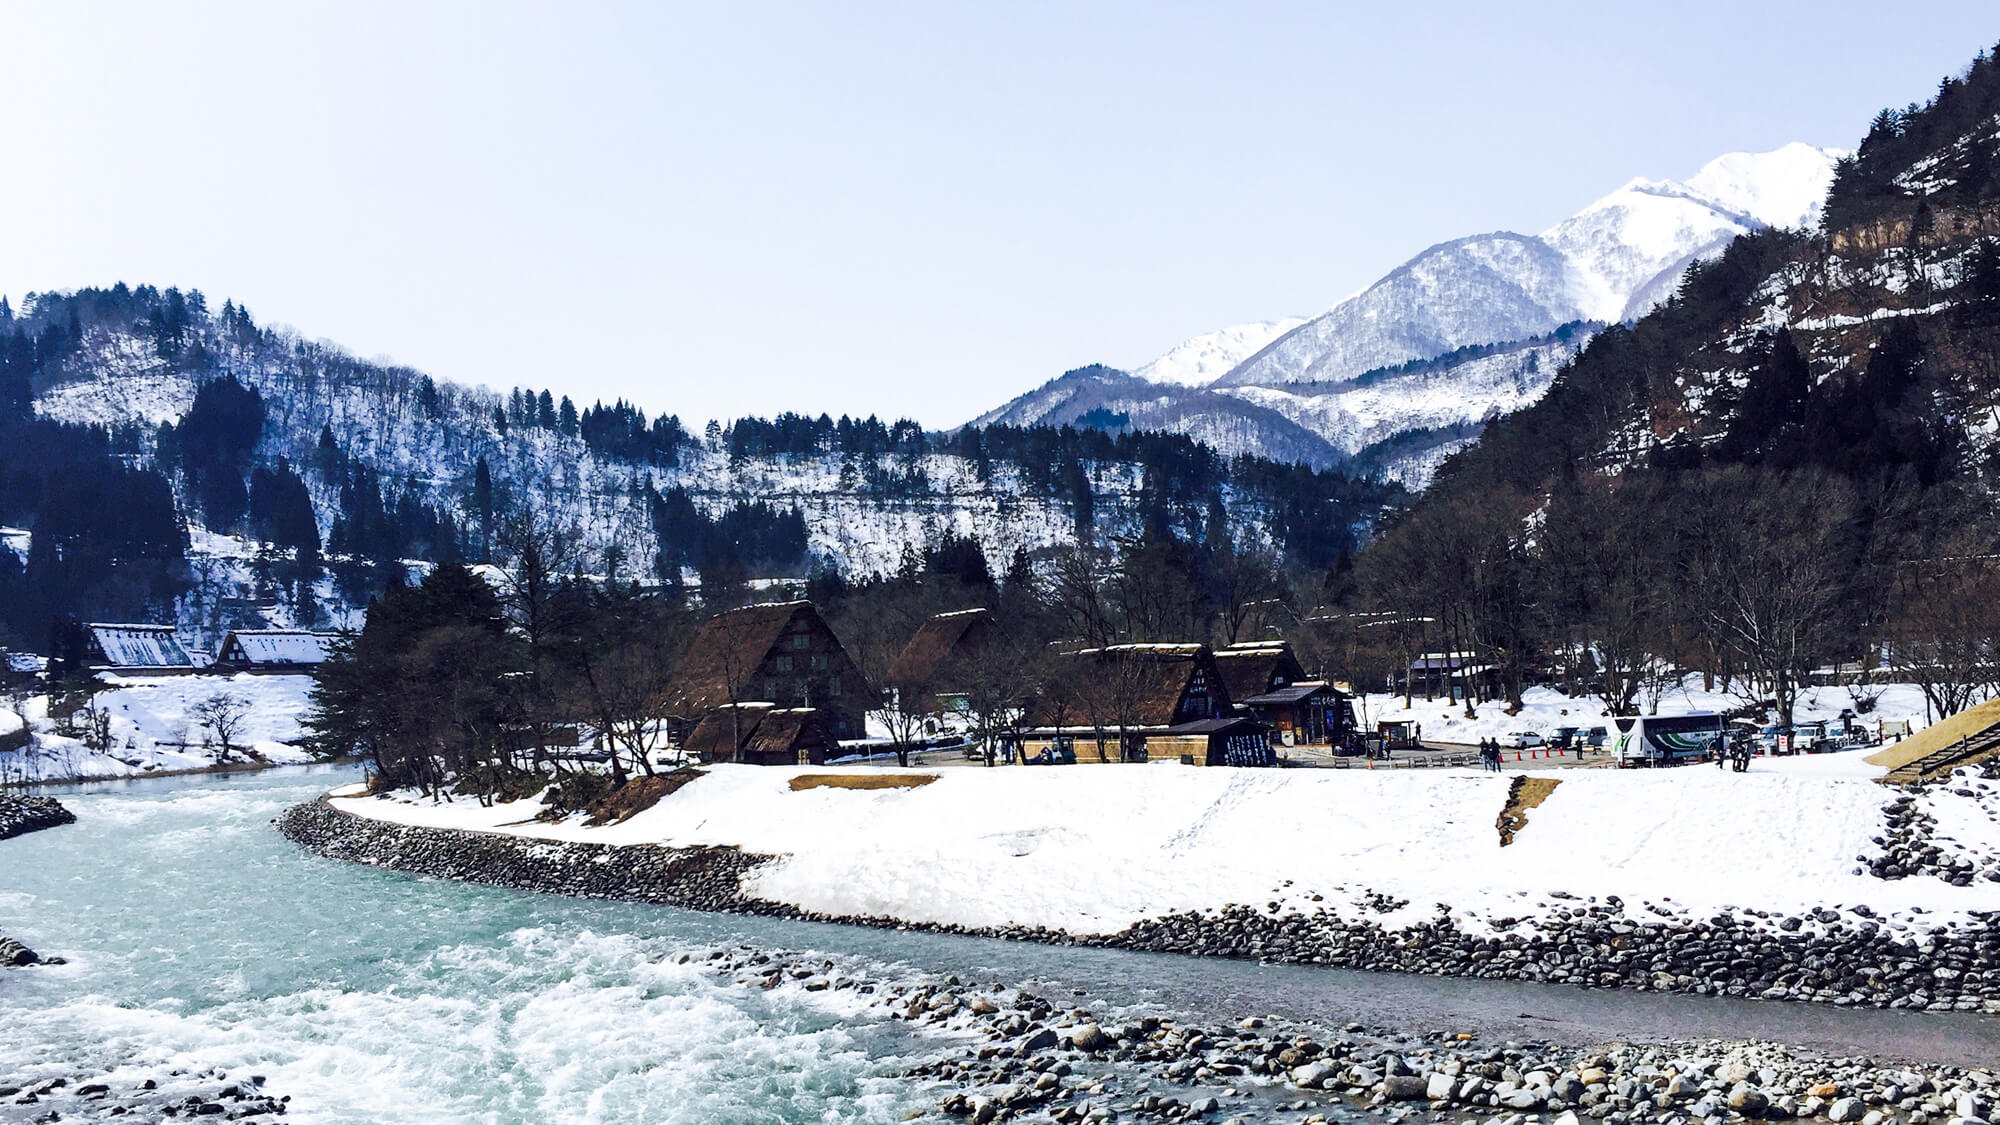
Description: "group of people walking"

(1477, 738), (1506, 772)
(1715, 735), (1753, 772)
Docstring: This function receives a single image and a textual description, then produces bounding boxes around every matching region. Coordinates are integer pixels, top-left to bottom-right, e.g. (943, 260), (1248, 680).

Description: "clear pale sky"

(0, 3), (1993, 427)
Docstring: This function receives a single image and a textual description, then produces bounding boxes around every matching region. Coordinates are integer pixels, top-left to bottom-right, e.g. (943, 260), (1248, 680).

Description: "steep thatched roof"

(886, 608), (990, 690)
(743, 708), (832, 756)
(682, 703), (774, 759)
(664, 601), (810, 714)
(1213, 642), (1305, 703)
(1035, 644), (1217, 728)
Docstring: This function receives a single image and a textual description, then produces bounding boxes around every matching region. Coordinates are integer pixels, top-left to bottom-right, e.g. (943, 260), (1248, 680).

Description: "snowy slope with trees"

(0, 287), (1395, 647)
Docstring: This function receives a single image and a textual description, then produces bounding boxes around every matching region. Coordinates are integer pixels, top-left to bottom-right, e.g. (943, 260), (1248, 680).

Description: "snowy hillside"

(971, 145), (1842, 483)
(0, 673), (317, 785)
(24, 340), (1199, 582)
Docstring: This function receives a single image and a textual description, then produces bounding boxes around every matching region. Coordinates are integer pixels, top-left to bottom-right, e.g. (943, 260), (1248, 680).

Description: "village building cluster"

(64, 603), (1376, 770)
(656, 601), (1360, 768)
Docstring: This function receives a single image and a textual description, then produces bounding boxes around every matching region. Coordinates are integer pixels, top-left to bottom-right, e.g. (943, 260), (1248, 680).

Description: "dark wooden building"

(683, 704), (833, 766)
(1159, 716), (1277, 767)
(665, 601), (869, 740)
(1238, 682), (1354, 747)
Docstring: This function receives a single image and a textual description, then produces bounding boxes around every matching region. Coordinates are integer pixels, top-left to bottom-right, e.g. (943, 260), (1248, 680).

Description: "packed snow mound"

(1130, 317), (1308, 386)
(344, 740), (1998, 940)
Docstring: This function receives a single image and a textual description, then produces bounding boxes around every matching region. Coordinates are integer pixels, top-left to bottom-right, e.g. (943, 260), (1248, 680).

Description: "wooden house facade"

(665, 600), (869, 741)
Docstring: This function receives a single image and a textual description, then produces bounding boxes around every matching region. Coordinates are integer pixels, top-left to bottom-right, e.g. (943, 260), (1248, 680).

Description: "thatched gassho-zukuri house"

(83, 624), (194, 675)
(1022, 643), (1269, 766)
(1212, 641), (1307, 703)
(886, 607), (993, 712)
(214, 629), (342, 671)
(664, 601), (869, 740)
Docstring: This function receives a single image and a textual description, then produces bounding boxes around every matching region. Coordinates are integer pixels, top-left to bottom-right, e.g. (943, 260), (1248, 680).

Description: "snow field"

(1351, 678), (1935, 749)
(0, 673), (317, 783)
(340, 746), (2000, 942)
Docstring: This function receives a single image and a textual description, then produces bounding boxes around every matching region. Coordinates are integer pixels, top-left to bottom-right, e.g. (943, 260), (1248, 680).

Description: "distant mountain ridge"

(973, 143), (1844, 484)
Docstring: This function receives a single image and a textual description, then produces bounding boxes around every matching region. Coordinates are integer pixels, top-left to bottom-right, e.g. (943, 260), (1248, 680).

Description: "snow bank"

(337, 751), (2000, 939)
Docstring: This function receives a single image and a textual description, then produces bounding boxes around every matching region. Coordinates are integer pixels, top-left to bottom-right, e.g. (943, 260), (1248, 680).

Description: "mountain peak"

(1686, 142), (1847, 230)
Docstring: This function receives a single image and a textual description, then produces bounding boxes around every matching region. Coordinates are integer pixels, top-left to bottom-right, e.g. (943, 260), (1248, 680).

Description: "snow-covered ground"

(1352, 676), (1935, 747)
(335, 737), (2000, 945)
(0, 673), (317, 784)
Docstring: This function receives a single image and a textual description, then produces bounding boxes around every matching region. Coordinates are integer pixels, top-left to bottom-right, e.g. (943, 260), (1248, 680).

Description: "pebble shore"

(709, 947), (2000, 1125)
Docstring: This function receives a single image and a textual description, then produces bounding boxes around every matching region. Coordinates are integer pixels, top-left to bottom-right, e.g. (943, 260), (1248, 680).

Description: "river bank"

(13, 767), (2000, 1124)
(286, 755), (2000, 1014)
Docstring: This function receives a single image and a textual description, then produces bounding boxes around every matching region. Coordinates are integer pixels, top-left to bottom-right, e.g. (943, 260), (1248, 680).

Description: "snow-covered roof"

(220, 630), (341, 666)
(86, 624), (193, 669)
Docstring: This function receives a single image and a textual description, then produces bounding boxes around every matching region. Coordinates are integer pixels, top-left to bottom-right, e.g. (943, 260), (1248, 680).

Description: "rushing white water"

(0, 768), (937, 1124)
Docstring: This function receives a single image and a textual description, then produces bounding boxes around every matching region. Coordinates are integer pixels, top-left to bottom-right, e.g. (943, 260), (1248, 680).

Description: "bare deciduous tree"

(193, 693), (250, 762)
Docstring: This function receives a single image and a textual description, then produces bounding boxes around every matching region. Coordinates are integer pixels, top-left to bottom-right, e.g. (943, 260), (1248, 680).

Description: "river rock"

(1729, 1084), (1771, 1114)
(1380, 1075), (1429, 1101)
(1428, 1072), (1459, 1099)
(1290, 1061), (1335, 1089)
(1070, 1024), (1109, 1051)
(1831, 1096), (1869, 1122)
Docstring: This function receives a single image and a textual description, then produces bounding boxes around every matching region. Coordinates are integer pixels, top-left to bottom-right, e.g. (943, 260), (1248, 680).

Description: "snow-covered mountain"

(1130, 317), (1307, 385)
(974, 143), (1844, 484)
(1224, 143), (1842, 391)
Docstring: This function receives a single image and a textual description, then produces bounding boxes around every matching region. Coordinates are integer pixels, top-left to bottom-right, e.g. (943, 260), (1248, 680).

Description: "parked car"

(1024, 744), (1076, 766)
(1584, 727), (1609, 748)
(1549, 726), (1580, 749)
(1504, 731), (1545, 749)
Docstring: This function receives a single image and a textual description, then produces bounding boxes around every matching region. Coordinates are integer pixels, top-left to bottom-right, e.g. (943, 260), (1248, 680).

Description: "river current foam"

(0, 768), (932, 1124)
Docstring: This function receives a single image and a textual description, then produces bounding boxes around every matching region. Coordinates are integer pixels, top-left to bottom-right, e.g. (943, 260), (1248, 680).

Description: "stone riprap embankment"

(277, 796), (2000, 1015)
(711, 947), (2000, 1125)
(0, 795), (75, 840)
